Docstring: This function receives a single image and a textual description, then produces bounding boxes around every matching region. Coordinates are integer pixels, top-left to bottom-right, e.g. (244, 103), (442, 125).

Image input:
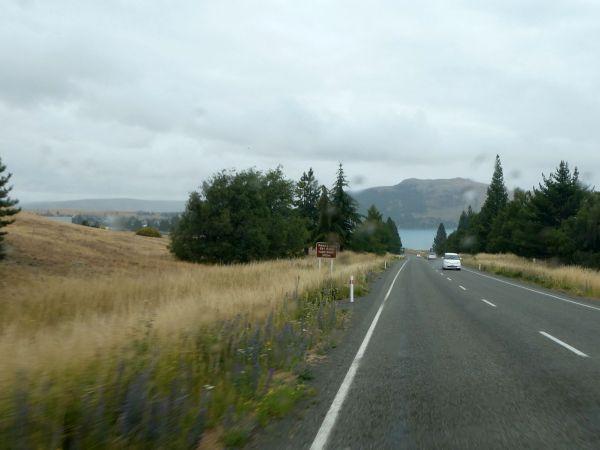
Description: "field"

(462, 253), (600, 299)
(0, 213), (388, 448)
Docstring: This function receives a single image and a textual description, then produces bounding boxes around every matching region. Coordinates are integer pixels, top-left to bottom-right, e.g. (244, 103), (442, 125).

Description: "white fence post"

(350, 275), (354, 303)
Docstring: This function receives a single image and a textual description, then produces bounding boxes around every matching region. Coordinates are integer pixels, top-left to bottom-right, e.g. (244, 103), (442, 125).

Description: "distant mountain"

(351, 178), (488, 228)
(22, 198), (186, 213)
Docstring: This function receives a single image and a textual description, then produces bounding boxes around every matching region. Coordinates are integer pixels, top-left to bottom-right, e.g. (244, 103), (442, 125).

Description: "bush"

(135, 226), (161, 238)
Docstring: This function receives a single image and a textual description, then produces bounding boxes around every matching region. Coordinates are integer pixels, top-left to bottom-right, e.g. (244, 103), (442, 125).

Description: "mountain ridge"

(351, 178), (488, 228)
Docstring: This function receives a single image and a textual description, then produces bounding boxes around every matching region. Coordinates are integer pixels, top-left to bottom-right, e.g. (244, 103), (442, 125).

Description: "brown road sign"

(316, 242), (338, 258)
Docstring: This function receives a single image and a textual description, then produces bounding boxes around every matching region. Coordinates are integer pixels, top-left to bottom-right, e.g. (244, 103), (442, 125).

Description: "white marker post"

(350, 275), (354, 303)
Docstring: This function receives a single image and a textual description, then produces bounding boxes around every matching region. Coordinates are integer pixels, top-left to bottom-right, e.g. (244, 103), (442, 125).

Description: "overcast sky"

(2, 0), (600, 202)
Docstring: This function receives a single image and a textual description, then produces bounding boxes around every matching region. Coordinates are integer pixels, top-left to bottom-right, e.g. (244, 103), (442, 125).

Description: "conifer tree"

(315, 185), (334, 243)
(432, 222), (447, 255)
(330, 163), (360, 248)
(477, 155), (508, 251)
(294, 168), (320, 242)
(0, 157), (20, 259)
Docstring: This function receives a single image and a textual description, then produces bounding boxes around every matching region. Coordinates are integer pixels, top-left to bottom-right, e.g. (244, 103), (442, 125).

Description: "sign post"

(316, 242), (338, 275)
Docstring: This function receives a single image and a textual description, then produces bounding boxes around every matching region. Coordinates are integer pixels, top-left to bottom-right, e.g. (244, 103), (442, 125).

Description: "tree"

(384, 217), (402, 253)
(477, 155), (509, 251)
(432, 223), (447, 255)
(170, 168), (308, 263)
(562, 192), (600, 268)
(294, 168), (320, 243)
(330, 163), (360, 249)
(0, 157), (20, 259)
(528, 161), (588, 258)
(350, 205), (401, 254)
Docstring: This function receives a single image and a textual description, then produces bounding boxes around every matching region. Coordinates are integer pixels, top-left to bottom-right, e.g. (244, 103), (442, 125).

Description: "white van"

(442, 253), (461, 270)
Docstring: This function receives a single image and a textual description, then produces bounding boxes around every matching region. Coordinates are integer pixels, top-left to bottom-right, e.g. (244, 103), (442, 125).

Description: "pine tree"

(0, 157), (20, 259)
(385, 217), (402, 253)
(432, 222), (447, 255)
(330, 163), (360, 249)
(477, 155), (509, 251)
(294, 168), (320, 242)
(315, 185), (334, 243)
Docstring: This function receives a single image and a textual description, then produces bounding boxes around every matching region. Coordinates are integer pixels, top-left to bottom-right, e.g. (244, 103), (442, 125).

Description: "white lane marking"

(539, 331), (589, 357)
(310, 260), (408, 450)
(459, 285), (467, 291)
(481, 299), (497, 308)
(447, 277), (452, 281)
(463, 268), (600, 312)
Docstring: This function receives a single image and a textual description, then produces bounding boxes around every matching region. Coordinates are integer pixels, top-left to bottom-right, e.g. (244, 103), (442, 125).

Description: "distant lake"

(398, 228), (455, 251)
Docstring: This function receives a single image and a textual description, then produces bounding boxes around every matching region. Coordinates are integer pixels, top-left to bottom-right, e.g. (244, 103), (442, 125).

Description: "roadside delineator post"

(385, 260), (387, 269)
(350, 275), (354, 303)
(478, 264), (482, 271)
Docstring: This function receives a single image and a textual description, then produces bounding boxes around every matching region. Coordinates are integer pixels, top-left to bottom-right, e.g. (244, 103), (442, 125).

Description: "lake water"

(398, 228), (455, 251)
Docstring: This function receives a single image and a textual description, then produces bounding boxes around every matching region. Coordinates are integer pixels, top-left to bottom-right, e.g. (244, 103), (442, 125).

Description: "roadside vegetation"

(0, 213), (388, 448)
(463, 253), (600, 299)
(442, 156), (599, 271)
(171, 164), (402, 263)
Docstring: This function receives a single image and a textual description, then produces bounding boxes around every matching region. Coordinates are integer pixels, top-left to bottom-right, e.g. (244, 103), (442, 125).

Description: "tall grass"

(0, 250), (387, 448)
(463, 253), (600, 299)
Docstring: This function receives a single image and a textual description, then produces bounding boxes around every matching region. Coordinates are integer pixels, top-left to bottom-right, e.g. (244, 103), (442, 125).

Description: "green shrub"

(135, 226), (162, 238)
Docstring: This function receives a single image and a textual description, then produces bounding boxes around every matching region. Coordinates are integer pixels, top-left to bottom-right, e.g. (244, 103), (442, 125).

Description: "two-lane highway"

(309, 255), (600, 449)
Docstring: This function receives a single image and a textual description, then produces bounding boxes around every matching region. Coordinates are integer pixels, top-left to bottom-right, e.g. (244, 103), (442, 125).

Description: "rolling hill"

(22, 198), (186, 213)
(352, 178), (488, 228)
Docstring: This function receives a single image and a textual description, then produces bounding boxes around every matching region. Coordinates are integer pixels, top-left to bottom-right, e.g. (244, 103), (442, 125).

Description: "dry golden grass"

(0, 213), (386, 385)
(463, 253), (600, 299)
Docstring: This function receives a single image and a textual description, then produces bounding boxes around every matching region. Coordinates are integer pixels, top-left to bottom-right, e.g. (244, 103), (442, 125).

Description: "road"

(253, 255), (600, 449)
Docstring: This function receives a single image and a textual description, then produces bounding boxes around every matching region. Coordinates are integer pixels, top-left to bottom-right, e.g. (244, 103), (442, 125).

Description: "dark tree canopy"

(432, 223), (447, 255)
(0, 157), (20, 260)
(170, 168), (307, 263)
(350, 204), (402, 254)
(446, 158), (599, 269)
(294, 168), (320, 245)
(329, 163), (361, 249)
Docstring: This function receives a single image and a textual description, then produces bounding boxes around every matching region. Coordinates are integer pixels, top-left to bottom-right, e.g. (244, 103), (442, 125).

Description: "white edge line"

(481, 299), (497, 308)
(447, 277), (452, 281)
(310, 260), (408, 450)
(539, 331), (589, 357)
(459, 285), (467, 291)
(462, 267), (600, 312)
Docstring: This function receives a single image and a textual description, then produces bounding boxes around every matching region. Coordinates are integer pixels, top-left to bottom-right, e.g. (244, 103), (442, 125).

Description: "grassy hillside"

(0, 213), (388, 448)
(22, 198), (186, 213)
(352, 177), (488, 228)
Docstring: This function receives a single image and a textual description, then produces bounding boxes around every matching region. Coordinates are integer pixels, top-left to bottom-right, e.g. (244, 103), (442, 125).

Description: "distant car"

(416, 253), (421, 257)
(442, 253), (461, 270)
(428, 253), (436, 260)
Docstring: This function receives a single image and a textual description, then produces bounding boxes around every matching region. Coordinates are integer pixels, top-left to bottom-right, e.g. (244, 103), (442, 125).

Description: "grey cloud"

(2, 0), (600, 202)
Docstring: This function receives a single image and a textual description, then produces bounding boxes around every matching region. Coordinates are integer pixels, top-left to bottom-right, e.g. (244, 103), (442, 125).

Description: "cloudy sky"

(2, 0), (600, 202)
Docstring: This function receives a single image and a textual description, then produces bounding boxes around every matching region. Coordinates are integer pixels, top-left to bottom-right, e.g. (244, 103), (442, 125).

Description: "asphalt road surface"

(252, 255), (600, 449)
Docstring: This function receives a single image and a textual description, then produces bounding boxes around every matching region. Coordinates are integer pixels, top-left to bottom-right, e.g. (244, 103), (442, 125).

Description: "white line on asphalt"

(539, 331), (589, 357)
(447, 277), (452, 281)
(459, 285), (467, 291)
(462, 268), (600, 312)
(481, 299), (497, 308)
(310, 260), (408, 450)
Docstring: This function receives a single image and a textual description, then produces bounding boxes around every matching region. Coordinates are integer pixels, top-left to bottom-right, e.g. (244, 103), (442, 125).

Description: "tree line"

(170, 164), (402, 263)
(441, 155), (600, 269)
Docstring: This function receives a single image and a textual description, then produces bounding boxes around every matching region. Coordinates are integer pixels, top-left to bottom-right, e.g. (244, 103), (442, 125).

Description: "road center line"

(481, 299), (497, 308)
(310, 260), (408, 450)
(539, 331), (589, 357)
(462, 267), (600, 312)
(459, 285), (467, 291)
